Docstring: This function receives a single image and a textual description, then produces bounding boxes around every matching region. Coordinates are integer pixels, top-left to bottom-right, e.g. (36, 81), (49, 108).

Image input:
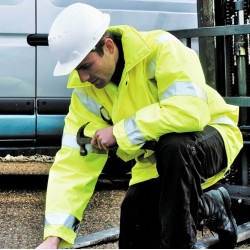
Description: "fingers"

(97, 140), (109, 150)
(91, 137), (109, 150)
(91, 127), (116, 150)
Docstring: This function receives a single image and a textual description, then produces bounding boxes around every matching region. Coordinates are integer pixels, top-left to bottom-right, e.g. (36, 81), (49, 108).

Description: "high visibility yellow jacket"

(44, 25), (243, 247)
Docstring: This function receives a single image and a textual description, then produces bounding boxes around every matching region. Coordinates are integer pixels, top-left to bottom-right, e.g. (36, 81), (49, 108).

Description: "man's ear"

(104, 38), (115, 54)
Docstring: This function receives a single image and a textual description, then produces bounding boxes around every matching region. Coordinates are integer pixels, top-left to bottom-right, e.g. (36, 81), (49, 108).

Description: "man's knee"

(156, 133), (191, 156)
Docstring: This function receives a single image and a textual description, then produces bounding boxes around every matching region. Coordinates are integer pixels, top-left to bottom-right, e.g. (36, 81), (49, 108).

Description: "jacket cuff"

(44, 224), (76, 248)
(113, 120), (143, 152)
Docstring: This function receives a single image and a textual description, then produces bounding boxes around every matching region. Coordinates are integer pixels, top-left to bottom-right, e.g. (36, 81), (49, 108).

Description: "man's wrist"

(49, 236), (60, 243)
(36, 236), (61, 249)
(47, 236), (61, 247)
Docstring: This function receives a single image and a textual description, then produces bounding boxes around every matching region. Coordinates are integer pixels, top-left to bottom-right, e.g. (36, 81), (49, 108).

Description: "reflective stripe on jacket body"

(44, 25), (243, 247)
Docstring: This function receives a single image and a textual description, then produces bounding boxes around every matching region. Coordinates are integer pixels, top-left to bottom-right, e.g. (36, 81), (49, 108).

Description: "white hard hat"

(48, 3), (110, 76)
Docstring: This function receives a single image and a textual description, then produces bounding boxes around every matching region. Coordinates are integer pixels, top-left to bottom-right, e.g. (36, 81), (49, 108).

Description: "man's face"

(75, 38), (117, 89)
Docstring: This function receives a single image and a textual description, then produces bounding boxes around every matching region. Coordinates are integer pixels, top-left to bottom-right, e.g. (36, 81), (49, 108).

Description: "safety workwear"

(198, 187), (238, 248)
(44, 25), (243, 247)
(48, 3), (110, 76)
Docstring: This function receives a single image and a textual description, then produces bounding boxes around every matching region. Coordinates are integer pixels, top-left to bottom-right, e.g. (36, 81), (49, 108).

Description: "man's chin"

(94, 82), (108, 89)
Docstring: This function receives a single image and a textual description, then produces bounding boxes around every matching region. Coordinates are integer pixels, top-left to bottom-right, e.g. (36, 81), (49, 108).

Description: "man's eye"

(77, 63), (91, 71)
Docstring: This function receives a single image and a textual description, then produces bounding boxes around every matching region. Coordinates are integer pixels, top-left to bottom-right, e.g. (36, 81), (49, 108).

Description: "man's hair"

(93, 30), (121, 56)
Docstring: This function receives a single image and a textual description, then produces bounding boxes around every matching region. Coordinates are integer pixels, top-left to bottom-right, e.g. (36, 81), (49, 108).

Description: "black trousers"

(119, 126), (227, 249)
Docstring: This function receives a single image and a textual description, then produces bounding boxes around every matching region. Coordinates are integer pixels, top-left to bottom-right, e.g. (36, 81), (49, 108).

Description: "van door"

(36, 1), (72, 146)
(0, 0), (36, 148)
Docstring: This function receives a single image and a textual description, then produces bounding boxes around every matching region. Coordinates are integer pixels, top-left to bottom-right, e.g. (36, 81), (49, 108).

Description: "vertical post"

(197, 0), (216, 89)
(234, 0), (248, 186)
(235, 0), (247, 99)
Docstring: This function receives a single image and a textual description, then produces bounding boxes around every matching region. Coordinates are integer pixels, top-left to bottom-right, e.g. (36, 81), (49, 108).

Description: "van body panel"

(36, 47), (71, 98)
(0, 0), (36, 144)
(0, 115), (35, 138)
(0, 45), (35, 98)
(36, 115), (65, 141)
(0, 0), (35, 33)
(37, 0), (197, 32)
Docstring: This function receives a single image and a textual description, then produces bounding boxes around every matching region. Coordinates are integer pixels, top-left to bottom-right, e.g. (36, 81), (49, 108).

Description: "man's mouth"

(90, 78), (98, 84)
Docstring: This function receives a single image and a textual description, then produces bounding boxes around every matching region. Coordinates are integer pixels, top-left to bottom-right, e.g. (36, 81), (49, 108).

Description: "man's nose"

(78, 70), (90, 83)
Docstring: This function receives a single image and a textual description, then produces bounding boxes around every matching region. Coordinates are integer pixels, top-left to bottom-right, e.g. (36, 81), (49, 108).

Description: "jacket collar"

(108, 25), (152, 72)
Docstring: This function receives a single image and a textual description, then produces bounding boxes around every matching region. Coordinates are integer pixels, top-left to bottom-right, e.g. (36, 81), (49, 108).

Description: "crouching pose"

(37, 3), (243, 249)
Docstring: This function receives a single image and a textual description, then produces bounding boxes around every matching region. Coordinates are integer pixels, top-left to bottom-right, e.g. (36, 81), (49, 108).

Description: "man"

(37, 3), (243, 249)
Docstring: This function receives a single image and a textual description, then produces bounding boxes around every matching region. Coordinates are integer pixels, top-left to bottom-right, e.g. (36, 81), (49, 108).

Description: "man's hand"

(91, 126), (117, 150)
(36, 236), (60, 249)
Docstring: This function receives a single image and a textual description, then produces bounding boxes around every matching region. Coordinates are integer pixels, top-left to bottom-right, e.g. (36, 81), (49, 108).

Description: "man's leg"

(119, 178), (161, 249)
(155, 126), (227, 248)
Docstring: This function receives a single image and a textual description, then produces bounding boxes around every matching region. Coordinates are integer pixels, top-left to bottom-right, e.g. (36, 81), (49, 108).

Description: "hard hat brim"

(53, 14), (110, 76)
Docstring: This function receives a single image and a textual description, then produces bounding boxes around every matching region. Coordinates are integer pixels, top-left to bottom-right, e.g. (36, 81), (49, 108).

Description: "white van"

(0, 0), (197, 155)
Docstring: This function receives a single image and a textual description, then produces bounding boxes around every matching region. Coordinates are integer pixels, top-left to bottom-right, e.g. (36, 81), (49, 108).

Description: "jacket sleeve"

(44, 88), (109, 247)
(113, 37), (211, 153)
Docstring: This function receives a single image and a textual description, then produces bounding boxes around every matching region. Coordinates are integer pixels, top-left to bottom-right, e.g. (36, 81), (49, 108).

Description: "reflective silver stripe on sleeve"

(210, 116), (237, 127)
(74, 88), (112, 124)
(74, 88), (101, 116)
(62, 133), (79, 150)
(160, 81), (208, 102)
(45, 213), (80, 232)
(124, 116), (146, 145)
(62, 133), (107, 154)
